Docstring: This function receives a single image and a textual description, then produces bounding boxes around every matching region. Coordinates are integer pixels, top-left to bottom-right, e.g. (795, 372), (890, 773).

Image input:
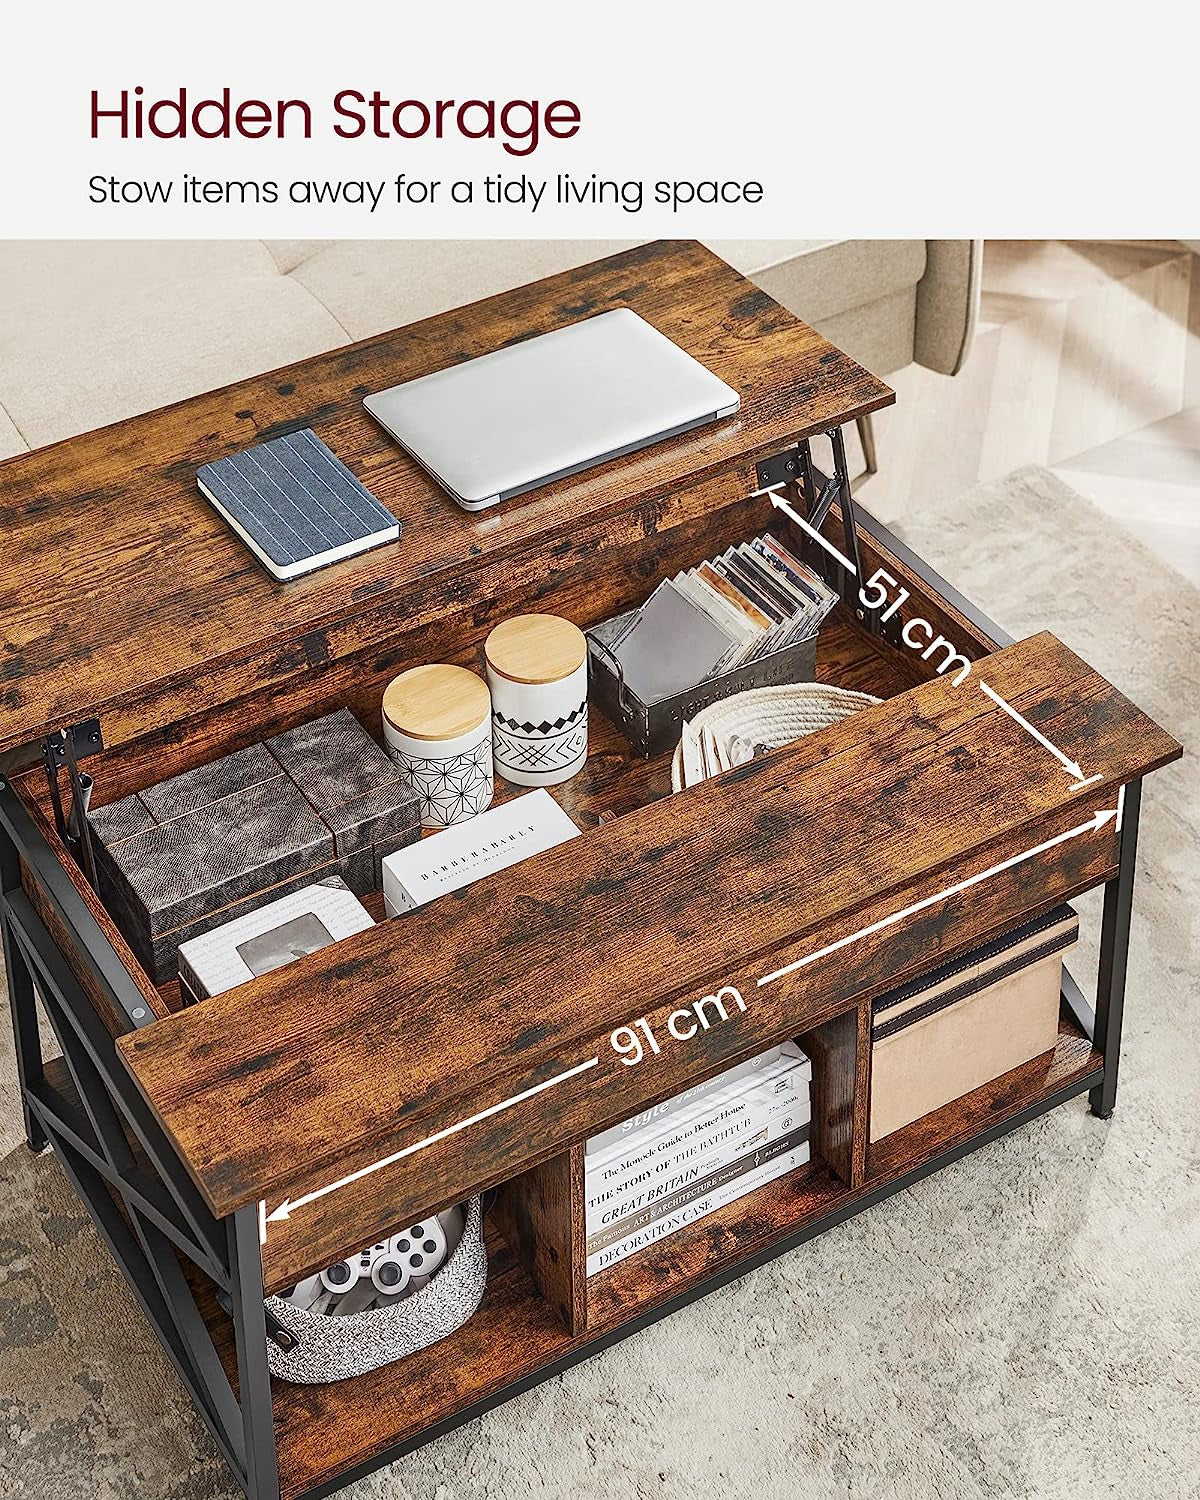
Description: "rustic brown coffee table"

(0, 242), (1180, 1500)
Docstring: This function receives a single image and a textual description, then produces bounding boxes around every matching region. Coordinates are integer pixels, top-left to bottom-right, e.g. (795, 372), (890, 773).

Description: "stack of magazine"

(592, 534), (837, 708)
(585, 1042), (812, 1276)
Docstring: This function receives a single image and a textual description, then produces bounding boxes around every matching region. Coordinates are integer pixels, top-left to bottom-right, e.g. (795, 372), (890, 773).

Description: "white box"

(177, 876), (374, 1002)
(382, 789), (580, 915)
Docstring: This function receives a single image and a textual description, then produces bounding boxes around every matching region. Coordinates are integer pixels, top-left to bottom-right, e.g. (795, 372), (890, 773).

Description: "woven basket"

(264, 1197), (487, 1383)
(671, 682), (880, 792)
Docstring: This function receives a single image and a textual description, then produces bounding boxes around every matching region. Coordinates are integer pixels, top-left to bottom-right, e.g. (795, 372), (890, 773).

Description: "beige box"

(869, 906), (1078, 1142)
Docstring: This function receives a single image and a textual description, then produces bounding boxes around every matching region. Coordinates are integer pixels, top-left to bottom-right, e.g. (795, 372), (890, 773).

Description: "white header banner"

(0, 0), (1192, 238)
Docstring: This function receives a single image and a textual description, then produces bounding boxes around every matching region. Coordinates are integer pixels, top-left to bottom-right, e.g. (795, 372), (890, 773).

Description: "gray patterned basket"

(264, 1198), (487, 1383)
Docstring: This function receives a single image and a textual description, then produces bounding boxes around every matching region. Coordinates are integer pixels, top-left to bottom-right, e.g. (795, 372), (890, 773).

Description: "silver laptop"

(363, 308), (740, 512)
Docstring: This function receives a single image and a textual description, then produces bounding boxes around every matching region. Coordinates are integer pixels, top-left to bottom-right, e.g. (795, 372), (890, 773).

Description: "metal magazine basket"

(587, 609), (819, 758)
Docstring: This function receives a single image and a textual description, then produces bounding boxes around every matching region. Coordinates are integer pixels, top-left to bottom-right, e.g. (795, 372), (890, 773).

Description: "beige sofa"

(0, 240), (980, 463)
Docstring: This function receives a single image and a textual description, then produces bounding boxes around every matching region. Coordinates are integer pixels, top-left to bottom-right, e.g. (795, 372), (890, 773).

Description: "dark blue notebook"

(197, 429), (400, 581)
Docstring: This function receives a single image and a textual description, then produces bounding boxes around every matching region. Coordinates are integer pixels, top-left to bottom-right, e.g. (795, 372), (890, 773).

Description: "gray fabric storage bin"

(88, 708), (421, 982)
(264, 1198), (487, 1383)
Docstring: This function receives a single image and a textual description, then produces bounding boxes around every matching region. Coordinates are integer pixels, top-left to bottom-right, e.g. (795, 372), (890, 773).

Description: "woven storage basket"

(671, 683), (880, 792)
(264, 1197), (487, 1383)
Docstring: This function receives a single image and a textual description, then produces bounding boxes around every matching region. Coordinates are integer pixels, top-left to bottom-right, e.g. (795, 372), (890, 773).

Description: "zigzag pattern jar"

(484, 614), (588, 787)
(382, 665), (493, 828)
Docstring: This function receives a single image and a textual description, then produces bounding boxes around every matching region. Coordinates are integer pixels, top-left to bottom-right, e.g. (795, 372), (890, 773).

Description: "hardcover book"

(586, 1061), (811, 1213)
(587, 1085), (812, 1234)
(586, 1040), (808, 1160)
(587, 1128), (812, 1275)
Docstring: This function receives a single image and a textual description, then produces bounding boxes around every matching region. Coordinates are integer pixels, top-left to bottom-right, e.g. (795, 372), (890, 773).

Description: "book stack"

(585, 1042), (812, 1276)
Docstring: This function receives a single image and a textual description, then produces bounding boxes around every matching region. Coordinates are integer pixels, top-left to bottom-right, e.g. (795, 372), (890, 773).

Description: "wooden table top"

(118, 630), (1181, 1223)
(0, 240), (893, 759)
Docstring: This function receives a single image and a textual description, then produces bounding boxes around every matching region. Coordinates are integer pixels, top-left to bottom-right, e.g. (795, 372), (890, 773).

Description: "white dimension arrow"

(767, 490), (858, 577)
(979, 681), (1096, 785)
(266, 1054), (600, 1225)
(757, 806), (1117, 988)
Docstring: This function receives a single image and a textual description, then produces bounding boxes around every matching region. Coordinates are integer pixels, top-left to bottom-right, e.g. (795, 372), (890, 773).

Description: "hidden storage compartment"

(14, 491), (969, 1028)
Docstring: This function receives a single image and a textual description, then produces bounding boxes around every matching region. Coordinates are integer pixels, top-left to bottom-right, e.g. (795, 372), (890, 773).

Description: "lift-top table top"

(0, 240), (893, 759)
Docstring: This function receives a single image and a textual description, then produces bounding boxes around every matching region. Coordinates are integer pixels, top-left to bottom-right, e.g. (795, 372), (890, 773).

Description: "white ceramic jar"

(484, 614), (588, 787)
(382, 664), (493, 828)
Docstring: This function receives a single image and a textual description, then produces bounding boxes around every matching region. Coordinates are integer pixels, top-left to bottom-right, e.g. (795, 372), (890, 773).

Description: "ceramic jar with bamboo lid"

(484, 613), (588, 786)
(382, 664), (493, 828)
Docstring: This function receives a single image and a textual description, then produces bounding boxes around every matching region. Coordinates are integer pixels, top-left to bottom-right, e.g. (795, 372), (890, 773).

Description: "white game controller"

(320, 1239), (390, 1295)
(371, 1215), (448, 1294)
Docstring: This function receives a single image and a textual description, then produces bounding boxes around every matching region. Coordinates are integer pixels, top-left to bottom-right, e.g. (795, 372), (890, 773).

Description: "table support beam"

(1089, 779), (1142, 1118)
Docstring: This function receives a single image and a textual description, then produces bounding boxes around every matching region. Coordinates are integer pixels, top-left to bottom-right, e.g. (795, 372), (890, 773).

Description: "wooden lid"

(484, 614), (586, 685)
(382, 664), (490, 741)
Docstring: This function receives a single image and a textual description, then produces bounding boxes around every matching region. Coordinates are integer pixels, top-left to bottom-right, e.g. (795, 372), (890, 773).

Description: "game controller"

(317, 1210), (455, 1310)
(320, 1239), (390, 1295)
(371, 1215), (448, 1294)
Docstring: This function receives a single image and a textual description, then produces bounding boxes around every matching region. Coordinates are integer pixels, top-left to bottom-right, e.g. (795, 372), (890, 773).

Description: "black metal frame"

(0, 490), (1146, 1500)
(41, 717), (104, 894)
(0, 782), (278, 1499)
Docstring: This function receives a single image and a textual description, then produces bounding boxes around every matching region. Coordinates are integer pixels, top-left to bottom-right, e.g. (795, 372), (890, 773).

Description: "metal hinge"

(756, 429), (876, 633)
(42, 718), (104, 892)
(755, 449), (804, 491)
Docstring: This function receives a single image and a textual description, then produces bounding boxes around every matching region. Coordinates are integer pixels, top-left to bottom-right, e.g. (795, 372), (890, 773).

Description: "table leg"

(1089, 779), (1142, 1119)
(229, 1205), (281, 1500)
(0, 816), (47, 1152)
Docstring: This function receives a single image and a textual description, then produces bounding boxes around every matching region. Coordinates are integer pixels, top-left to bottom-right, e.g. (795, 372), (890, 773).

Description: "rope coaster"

(671, 682), (881, 792)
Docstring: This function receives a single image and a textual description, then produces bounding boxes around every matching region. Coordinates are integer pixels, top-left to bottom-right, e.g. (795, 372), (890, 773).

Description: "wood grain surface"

(0, 241), (894, 760)
(117, 629), (1180, 1263)
(250, 799), (1118, 1293)
(796, 1008), (864, 1188)
(17, 796), (169, 1031)
(24, 483), (779, 807)
(491, 1145), (587, 1336)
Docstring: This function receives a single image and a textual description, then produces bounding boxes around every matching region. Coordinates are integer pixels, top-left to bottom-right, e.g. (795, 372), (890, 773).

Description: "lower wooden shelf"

(40, 999), (1103, 1500)
(268, 1012), (1101, 1497)
(271, 1228), (569, 1499)
(865, 1013), (1102, 1184)
(586, 1159), (846, 1334)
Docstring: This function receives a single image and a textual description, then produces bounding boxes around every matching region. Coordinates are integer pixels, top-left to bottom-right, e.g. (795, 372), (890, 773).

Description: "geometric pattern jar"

(484, 613), (588, 788)
(382, 664), (494, 828)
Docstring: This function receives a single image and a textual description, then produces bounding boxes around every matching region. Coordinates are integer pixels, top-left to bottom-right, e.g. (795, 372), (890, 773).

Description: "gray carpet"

(1, 467), (1197, 1499)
